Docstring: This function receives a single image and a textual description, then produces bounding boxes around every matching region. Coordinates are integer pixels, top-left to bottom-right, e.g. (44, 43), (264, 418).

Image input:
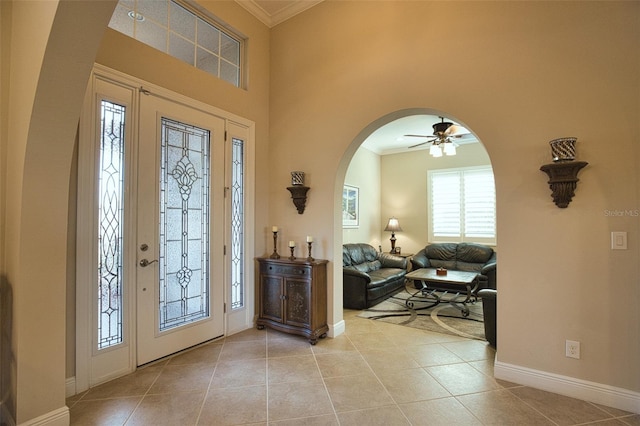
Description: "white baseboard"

(495, 361), (640, 414)
(329, 319), (345, 338)
(65, 377), (76, 398)
(18, 407), (69, 426)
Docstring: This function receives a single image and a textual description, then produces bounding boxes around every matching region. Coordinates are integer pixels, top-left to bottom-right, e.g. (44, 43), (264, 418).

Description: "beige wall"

(1, 0), (271, 422)
(270, 0), (640, 401)
(381, 141), (492, 256)
(343, 147), (381, 246)
(1, 0), (638, 422)
(2, 1), (118, 422)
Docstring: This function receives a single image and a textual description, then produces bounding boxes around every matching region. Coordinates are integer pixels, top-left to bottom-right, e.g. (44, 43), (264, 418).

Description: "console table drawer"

(260, 262), (309, 277)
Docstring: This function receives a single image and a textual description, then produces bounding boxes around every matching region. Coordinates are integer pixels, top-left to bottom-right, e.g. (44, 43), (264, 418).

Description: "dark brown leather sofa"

(342, 243), (407, 309)
(410, 242), (497, 292)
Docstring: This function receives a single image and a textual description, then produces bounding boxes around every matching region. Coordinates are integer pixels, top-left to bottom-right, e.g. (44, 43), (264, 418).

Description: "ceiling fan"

(404, 117), (469, 156)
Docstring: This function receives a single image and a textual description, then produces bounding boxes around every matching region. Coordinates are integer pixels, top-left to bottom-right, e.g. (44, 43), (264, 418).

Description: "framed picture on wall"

(342, 185), (359, 228)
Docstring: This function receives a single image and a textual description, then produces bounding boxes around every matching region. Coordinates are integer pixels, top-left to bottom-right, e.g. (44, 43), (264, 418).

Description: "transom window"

(428, 167), (496, 245)
(109, 0), (243, 87)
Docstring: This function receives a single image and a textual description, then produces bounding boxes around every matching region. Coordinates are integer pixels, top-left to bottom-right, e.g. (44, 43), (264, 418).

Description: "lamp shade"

(443, 143), (456, 156)
(429, 144), (443, 157)
(384, 217), (402, 232)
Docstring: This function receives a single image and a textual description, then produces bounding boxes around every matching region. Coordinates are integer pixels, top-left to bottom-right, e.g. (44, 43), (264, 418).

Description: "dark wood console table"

(256, 257), (328, 344)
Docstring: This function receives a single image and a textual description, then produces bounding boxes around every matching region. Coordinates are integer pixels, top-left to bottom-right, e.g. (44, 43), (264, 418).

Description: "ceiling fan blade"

(444, 124), (470, 137)
(408, 140), (432, 149)
(404, 134), (434, 138)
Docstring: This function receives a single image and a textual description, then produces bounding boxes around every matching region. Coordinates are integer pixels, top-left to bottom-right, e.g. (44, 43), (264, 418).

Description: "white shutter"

(429, 171), (461, 239)
(464, 168), (496, 240)
(428, 167), (496, 244)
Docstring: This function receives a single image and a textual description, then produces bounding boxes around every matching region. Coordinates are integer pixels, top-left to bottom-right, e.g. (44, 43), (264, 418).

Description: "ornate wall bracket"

(540, 161), (588, 208)
(287, 186), (310, 214)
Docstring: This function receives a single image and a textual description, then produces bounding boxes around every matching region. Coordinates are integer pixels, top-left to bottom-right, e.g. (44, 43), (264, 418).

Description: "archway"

(4, 1), (116, 423)
(333, 108), (494, 336)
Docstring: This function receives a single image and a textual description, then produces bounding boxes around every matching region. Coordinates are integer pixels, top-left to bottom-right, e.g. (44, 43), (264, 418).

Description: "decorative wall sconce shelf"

(287, 171), (309, 214)
(540, 161), (588, 208)
(287, 186), (309, 214)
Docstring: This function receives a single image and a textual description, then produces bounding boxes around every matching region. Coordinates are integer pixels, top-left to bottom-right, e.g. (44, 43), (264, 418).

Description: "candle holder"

(291, 171), (305, 186)
(289, 246), (296, 260)
(307, 241), (314, 261)
(270, 231), (280, 259)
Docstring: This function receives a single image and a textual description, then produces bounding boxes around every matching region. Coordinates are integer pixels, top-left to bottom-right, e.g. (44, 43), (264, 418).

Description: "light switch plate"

(611, 231), (627, 250)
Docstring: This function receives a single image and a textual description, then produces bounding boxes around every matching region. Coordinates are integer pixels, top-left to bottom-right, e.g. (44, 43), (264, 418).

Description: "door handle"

(139, 258), (158, 267)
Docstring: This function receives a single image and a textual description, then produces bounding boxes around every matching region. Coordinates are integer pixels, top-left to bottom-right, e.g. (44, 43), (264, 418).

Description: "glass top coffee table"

(405, 268), (479, 317)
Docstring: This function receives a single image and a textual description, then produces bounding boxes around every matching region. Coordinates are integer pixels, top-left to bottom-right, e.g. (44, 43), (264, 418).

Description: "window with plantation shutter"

(428, 167), (496, 244)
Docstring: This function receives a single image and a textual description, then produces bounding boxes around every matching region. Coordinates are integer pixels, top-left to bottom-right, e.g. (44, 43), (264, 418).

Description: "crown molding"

(235, 0), (324, 27)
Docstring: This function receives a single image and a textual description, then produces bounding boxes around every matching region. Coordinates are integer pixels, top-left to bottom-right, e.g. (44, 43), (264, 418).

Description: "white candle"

(289, 240), (296, 247)
(272, 226), (278, 232)
(306, 236), (313, 243)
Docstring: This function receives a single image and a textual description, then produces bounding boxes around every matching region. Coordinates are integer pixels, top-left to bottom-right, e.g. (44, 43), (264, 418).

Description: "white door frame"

(75, 64), (255, 394)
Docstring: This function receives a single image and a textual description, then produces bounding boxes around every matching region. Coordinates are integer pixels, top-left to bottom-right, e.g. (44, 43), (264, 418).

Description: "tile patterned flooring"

(68, 310), (640, 425)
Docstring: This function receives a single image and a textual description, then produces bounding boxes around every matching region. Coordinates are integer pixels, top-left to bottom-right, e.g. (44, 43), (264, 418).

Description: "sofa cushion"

(343, 243), (379, 265)
(368, 268), (406, 289)
(424, 243), (457, 261)
(428, 258), (456, 270)
(343, 248), (353, 267)
(424, 243), (457, 269)
(456, 261), (485, 273)
(378, 252), (407, 269)
(353, 260), (381, 274)
(456, 243), (493, 264)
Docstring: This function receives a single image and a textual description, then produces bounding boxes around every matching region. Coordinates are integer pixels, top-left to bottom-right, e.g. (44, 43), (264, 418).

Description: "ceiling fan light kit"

(405, 116), (464, 157)
(443, 143), (457, 156)
(432, 120), (454, 136)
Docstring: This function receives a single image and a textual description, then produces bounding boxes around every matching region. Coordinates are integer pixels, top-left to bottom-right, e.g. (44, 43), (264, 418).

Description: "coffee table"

(405, 268), (479, 317)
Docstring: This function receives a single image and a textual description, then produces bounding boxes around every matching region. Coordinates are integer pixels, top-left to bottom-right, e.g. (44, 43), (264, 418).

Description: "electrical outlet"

(566, 340), (580, 359)
(611, 232), (627, 250)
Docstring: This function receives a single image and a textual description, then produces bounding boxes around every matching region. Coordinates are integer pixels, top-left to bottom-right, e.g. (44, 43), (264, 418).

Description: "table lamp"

(384, 217), (402, 254)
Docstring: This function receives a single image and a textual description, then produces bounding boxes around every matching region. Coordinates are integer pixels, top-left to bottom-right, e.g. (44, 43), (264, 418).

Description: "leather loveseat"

(410, 242), (497, 292)
(343, 243), (408, 309)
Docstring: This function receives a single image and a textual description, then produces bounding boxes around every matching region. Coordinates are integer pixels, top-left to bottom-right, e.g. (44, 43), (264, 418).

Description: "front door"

(136, 93), (225, 365)
(76, 70), (230, 390)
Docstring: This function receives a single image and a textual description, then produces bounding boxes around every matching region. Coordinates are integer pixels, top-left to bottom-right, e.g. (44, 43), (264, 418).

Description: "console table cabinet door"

(256, 258), (328, 344)
(260, 274), (284, 323)
(284, 278), (311, 328)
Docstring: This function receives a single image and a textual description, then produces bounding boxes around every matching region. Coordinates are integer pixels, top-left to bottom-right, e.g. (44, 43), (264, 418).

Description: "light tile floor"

(68, 310), (640, 425)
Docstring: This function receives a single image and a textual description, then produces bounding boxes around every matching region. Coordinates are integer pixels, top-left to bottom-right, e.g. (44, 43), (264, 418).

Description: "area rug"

(357, 285), (486, 341)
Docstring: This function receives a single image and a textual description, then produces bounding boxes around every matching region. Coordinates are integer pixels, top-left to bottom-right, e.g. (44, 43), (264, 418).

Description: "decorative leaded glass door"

(136, 93), (225, 365)
(78, 67), (256, 393)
